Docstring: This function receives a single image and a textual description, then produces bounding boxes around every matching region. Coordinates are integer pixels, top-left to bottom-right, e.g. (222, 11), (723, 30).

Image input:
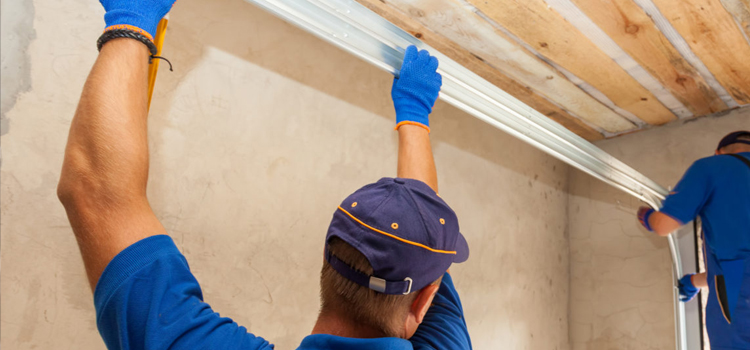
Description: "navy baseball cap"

(324, 177), (469, 295)
(717, 131), (750, 151)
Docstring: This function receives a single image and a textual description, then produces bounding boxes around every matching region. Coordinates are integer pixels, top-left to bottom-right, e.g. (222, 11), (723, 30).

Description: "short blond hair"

(319, 238), (439, 336)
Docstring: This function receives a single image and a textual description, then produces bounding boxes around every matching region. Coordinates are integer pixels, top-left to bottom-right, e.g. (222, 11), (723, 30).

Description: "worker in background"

(56, 0), (472, 349)
(637, 131), (750, 349)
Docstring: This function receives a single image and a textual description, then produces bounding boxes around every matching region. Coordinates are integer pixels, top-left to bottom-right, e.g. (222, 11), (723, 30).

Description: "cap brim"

(453, 232), (469, 263)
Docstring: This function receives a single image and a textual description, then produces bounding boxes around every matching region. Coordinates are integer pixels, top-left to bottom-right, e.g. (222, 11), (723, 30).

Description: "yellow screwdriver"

(147, 17), (169, 110)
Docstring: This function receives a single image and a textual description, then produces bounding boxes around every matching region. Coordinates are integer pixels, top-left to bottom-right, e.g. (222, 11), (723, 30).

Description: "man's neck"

(311, 310), (392, 339)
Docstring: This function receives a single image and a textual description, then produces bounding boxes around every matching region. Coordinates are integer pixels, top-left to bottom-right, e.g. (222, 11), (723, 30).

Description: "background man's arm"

(637, 159), (712, 237)
(637, 208), (681, 236)
(692, 272), (708, 288)
(636, 160), (713, 304)
(58, 38), (167, 291)
(648, 212), (682, 236)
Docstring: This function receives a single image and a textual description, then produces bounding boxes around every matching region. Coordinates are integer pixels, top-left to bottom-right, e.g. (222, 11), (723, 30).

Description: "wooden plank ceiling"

(357, 0), (750, 140)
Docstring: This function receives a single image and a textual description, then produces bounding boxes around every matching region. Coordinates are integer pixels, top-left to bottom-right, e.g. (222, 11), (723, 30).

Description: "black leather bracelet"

(97, 29), (158, 56)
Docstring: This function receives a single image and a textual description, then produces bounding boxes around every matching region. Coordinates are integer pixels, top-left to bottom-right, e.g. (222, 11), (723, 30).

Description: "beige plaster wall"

(0, 0), (571, 349)
(567, 107), (750, 350)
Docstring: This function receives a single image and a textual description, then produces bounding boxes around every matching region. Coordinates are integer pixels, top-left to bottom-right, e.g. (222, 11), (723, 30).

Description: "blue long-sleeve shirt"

(94, 235), (472, 350)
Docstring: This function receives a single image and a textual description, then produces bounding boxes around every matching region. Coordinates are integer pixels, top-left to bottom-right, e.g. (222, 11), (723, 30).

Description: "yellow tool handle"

(147, 18), (169, 110)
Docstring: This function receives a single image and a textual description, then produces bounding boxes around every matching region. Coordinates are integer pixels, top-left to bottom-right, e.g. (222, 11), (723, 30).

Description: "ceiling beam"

(653, 0), (750, 104)
(465, 0), (677, 125)
(563, 0), (727, 116)
(719, 0), (750, 49)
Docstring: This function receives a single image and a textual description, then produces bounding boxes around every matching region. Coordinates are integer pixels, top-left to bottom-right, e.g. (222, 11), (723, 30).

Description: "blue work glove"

(100, 0), (176, 41)
(678, 274), (699, 302)
(392, 45), (442, 131)
(637, 206), (655, 232)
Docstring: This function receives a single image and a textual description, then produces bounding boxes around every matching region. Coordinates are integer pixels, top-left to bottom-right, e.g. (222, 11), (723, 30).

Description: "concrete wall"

(0, 0), (35, 136)
(0, 0), (571, 349)
(567, 107), (750, 350)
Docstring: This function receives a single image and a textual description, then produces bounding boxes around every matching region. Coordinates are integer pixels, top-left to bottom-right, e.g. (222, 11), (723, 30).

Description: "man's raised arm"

(392, 46), (472, 350)
(392, 46), (442, 193)
(57, 1), (175, 290)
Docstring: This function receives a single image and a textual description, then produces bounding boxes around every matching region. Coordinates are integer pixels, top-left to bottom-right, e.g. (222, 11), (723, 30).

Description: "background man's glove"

(100, 0), (177, 41)
(637, 206), (655, 231)
(392, 45), (442, 131)
(678, 274), (699, 302)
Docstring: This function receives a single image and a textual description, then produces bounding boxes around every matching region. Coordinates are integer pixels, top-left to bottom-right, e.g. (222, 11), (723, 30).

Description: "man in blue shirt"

(57, 1), (472, 349)
(637, 131), (750, 349)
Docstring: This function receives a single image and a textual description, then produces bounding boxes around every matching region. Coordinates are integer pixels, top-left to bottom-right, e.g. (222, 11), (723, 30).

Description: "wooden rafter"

(719, 0), (750, 53)
(465, 0), (677, 125)
(653, 0), (750, 104)
(570, 0), (727, 115)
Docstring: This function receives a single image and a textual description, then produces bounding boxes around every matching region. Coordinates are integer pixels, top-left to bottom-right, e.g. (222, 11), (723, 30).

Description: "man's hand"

(678, 274), (700, 302)
(101, 0), (176, 41)
(392, 45), (442, 132)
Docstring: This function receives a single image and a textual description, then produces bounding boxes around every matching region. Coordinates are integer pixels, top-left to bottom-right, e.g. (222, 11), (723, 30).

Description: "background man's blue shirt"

(660, 152), (750, 261)
(95, 235), (472, 350)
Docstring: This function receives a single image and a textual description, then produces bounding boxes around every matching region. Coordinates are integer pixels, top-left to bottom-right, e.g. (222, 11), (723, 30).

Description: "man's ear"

(410, 284), (440, 324)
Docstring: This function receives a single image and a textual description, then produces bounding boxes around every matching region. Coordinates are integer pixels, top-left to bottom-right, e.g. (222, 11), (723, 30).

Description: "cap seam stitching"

(336, 206), (457, 254)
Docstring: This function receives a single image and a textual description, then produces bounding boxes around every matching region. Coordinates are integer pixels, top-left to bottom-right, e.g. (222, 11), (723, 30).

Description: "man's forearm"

(58, 38), (165, 289)
(61, 39), (151, 195)
(397, 125), (438, 193)
(648, 211), (682, 236)
(692, 272), (708, 288)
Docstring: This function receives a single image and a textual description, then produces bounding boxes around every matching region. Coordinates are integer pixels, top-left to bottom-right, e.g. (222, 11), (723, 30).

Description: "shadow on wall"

(154, 0), (562, 190)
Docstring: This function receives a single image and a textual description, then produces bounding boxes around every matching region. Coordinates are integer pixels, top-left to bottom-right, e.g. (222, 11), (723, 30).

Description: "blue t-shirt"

(660, 152), (750, 261)
(94, 235), (472, 350)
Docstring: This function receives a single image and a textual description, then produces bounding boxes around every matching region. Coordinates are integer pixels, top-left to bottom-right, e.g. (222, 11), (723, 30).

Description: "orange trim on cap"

(394, 121), (430, 133)
(337, 206), (456, 254)
(104, 24), (154, 42)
